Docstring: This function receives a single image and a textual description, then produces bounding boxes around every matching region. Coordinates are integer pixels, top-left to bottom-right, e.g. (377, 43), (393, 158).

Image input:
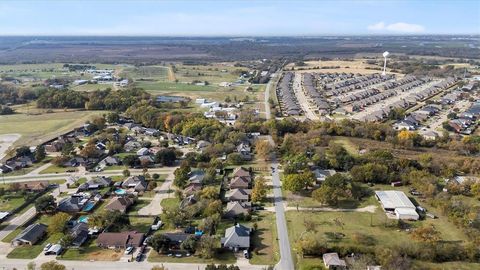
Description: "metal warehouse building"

(375, 190), (419, 220)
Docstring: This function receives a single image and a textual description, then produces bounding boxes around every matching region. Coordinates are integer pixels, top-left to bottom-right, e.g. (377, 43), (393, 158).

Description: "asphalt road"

(266, 136), (294, 270)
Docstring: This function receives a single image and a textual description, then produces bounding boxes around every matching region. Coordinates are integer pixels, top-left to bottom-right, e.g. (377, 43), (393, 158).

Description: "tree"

(312, 174), (351, 206)
(155, 148), (177, 166)
(148, 233), (171, 253)
(80, 142), (99, 158)
(180, 235), (198, 253)
(255, 140), (274, 161)
(40, 261), (66, 270)
(34, 145), (46, 162)
(350, 163), (389, 184)
(198, 236), (216, 259)
(227, 153), (244, 165)
(59, 234), (74, 247)
(200, 186), (218, 199)
(283, 172), (315, 193)
(106, 112), (120, 123)
(123, 168), (131, 177)
(89, 210), (129, 231)
(16, 146), (31, 157)
(48, 212), (71, 235)
(35, 195), (56, 213)
(174, 165), (191, 188)
(251, 176), (267, 202)
(204, 200), (223, 217)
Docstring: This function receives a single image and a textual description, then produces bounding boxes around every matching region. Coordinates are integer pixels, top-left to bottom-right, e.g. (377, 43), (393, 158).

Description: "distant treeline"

(36, 88), (150, 111)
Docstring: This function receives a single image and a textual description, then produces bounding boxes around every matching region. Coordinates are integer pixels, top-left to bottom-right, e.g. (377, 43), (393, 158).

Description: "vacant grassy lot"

(128, 199), (151, 215)
(39, 164), (77, 174)
(129, 216), (154, 233)
(250, 212), (279, 266)
(285, 198), (469, 270)
(0, 195), (26, 212)
(59, 239), (122, 261)
(0, 110), (105, 148)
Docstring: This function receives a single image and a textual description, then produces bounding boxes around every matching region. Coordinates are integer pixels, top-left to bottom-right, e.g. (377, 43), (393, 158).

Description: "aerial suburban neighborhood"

(0, 1), (479, 270)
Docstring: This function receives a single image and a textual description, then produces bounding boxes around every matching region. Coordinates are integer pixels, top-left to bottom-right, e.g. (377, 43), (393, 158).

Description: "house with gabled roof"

(122, 175), (147, 192)
(221, 224), (251, 250)
(229, 176), (250, 189)
(104, 197), (134, 213)
(224, 201), (251, 218)
(225, 188), (251, 202)
(12, 223), (47, 246)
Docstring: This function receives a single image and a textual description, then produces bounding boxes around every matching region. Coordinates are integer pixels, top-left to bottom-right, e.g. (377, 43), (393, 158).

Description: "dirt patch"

(86, 249), (122, 261)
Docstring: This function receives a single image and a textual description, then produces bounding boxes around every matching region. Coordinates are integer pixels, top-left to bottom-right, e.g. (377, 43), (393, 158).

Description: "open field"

(0, 133), (20, 160)
(0, 110), (105, 148)
(286, 59), (400, 75)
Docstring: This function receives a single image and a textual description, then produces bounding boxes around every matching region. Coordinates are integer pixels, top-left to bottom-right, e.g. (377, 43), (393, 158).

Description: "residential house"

(104, 197), (134, 213)
(221, 224), (251, 250)
(12, 223), (47, 246)
(163, 233), (191, 250)
(225, 189), (251, 202)
(0, 164), (12, 174)
(17, 181), (49, 192)
(144, 128), (160, 136)
(224, 201), (251, 218)
(57, 193), (92, 213)
(70, 222), (89, 247)
(188, 170), (205, 185)
(96, 231), (144, 249)
(323, 252), (347, 269)
(99, 156), (121, 167)
(313, 169), (336, 183)
(124, 141), (141, 152)
(122, 175), (147, 192)
(237, 142), (252, 161)
(180, 194), (197, 209)
(196, 140), (211, 150)
(229, 176), (250, 189)
(138, 155), (154, 166)
(183, 183), (202, 196)
(232, 167), (250, 178)
(78, 176), (112, 191)
(136, 148), (150, 156)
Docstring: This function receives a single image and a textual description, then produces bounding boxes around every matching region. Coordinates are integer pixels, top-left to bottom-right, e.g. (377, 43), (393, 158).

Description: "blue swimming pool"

(82, 202), (95, 212)
(115, 189), (127, 195)
(78, 216), (89, 223)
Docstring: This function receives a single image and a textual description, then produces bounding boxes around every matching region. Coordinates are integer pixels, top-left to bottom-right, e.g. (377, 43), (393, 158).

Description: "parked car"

(243, 250), (250, 259)
(124, 246), (134, 255)
(43, 243), (52, 251)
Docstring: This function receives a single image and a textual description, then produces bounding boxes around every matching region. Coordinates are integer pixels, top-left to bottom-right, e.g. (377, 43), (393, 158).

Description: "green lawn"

(1, 227), (22, 243)
(129, 216), (154, 233)
(0, 194), (26, 212)
(160, 197), (179, 209)
(128, 199), (151, 215)
(102, 165), (127, 171)
(39, 165), (77, 174)
(249, 212), (279, 266)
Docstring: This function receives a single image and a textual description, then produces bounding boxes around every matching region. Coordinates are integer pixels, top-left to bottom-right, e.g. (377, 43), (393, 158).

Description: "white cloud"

(368, 21), (425, 33)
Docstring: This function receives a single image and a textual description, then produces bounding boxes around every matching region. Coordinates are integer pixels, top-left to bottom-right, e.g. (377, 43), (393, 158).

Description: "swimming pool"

(78, 216), (89, 223)
(115, 189), (127, 195)
(82, 202), (95, 212)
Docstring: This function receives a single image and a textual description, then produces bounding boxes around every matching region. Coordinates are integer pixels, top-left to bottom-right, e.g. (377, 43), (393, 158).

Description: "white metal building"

(375, 190), (419, 220)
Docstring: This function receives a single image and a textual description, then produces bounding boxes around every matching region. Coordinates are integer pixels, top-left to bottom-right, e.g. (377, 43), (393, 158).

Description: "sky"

(0, 0), (478, 36)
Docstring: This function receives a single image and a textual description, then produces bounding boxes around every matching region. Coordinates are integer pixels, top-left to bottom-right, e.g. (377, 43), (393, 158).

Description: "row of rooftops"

(277, 72), (303, 116)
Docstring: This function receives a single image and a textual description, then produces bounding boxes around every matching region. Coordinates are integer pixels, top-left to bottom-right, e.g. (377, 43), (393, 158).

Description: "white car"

(43, 243), (52, 251)
(124, 246), (134, 255)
